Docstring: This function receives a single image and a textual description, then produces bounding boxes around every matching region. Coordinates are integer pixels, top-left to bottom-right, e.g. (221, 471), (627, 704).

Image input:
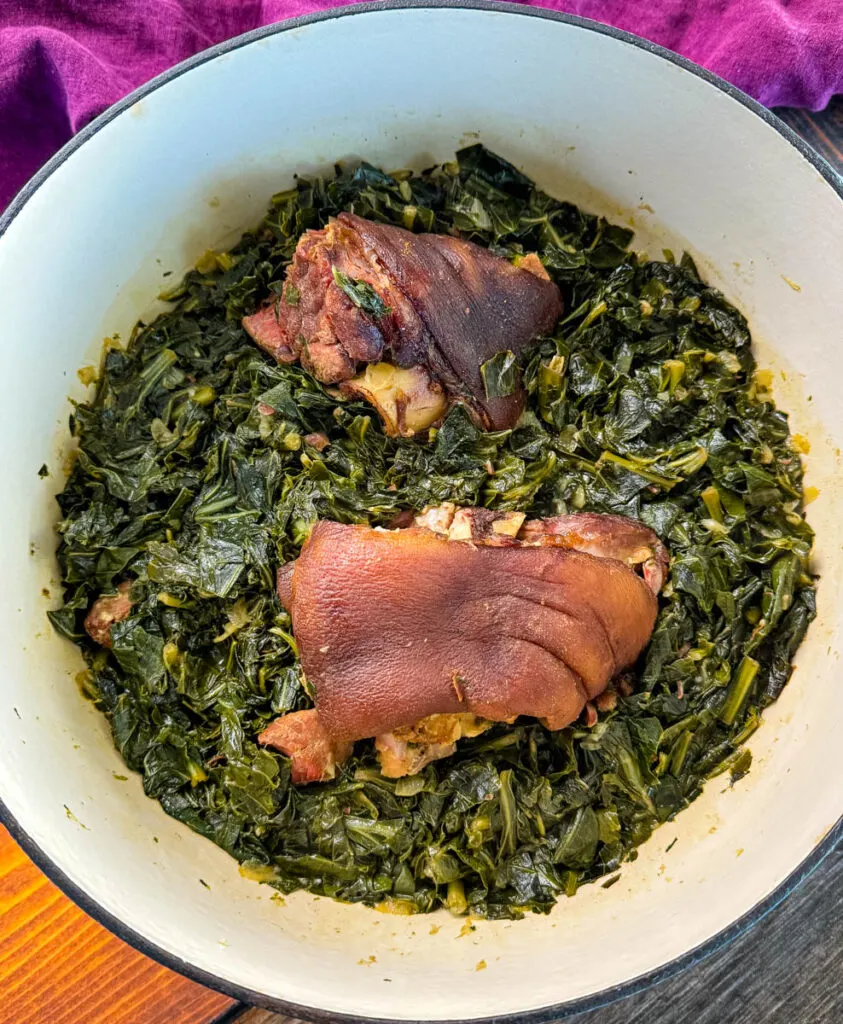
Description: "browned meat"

(242, 301), (297, 364)
(84, 582), (133, 647)
(242, 213), (562, 435)
(416, 504), (669, 594)
(375, 713), (491, 778)
(263, 511), (665, 779)
(414, 504), (527, 545)
(518, 512), (669, 594)
(258, 709), (353, 784)
(304, 432), (330, 451)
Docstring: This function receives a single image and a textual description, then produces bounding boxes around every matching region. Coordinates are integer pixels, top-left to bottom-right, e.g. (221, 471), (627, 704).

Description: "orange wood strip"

(0, 825), (236, 1024)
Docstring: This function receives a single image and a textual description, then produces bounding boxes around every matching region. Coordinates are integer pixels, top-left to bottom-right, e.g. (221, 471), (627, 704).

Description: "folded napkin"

(1, 0), (841, 211)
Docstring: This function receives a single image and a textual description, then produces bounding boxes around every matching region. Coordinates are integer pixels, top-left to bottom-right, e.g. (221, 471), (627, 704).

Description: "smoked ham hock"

(260, 507), (668, 782)
(243, 213), (562, 435)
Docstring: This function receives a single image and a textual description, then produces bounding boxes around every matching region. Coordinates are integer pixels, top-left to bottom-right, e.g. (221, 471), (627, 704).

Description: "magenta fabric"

(1, 0), (842, 212)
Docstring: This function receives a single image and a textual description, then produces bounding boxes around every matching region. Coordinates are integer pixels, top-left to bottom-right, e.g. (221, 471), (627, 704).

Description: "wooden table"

(2, 100), (841, 1024)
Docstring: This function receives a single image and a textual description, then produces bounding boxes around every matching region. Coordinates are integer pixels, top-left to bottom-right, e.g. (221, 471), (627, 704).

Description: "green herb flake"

(331, 267), (391, 320)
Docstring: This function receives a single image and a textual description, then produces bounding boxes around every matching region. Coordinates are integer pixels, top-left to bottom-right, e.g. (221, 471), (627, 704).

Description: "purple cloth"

(1, 0), (841, 212)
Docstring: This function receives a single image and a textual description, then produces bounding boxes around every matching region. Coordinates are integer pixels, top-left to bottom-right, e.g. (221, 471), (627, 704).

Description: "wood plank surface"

(0, 102), (840, 1024)
(778, 97), (843, 172)
(0, 826), (234, 1024)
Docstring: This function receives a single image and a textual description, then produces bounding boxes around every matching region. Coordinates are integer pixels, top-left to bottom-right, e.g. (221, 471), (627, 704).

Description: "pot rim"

(1, 3), (840, 1021)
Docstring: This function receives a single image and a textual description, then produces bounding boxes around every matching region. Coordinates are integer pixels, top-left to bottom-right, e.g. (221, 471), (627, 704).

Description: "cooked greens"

(331, 267), (392, 320)
(481, 349), (518, 399)
(49, 146), (814, 918)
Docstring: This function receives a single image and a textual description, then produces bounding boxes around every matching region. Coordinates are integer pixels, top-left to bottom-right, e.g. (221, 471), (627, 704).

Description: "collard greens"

(49, 147), (815, 917)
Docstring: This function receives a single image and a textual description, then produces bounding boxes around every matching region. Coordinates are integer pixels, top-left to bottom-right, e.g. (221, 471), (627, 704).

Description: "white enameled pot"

(0, 4), (840, 1021)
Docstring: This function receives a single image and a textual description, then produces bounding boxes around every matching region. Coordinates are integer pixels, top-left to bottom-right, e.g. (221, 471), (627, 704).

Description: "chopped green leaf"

(331, 268), (391, 320)
(480, 350), (518, 399)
